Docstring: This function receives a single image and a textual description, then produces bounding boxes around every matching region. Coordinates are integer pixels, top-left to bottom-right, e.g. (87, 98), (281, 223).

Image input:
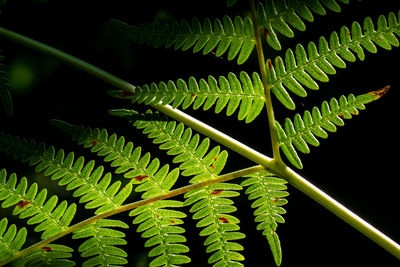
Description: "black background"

(0, 1), (399, 266)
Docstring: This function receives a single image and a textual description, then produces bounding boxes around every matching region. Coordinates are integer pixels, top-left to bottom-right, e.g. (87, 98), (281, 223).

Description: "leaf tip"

(368, 85), (390, 99)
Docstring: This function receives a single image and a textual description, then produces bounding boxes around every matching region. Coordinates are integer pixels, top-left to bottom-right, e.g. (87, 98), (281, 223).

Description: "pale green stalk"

(248, 0), (282, 162)
(0, 165), (265, 266)
(0, 26), (399, 260)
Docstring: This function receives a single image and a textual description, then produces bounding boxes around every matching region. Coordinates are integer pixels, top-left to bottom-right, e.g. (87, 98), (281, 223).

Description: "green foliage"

(267, 11), (400, 109)
(0, 133), (131, 266)
(256, 0), (352, 50)
(24, 244), (75, 267)
(276, 88), (389, 169)
(0, 51), (13, 116)
(109, 71), (265, 123)
(50, 121), (191, 266)
(241, 172), (288, 266)
(0, 217), (27, 261)
(72, 219), (129, 267)
(0, 1), (398, 267)
(0, 169), (76, 239)
(111, 15), (255, 65)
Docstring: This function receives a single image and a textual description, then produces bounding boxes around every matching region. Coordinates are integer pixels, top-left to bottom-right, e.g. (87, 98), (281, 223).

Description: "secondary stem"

(1, 26), (399, 260)
(248, 0), (282, 163)
(0, 165), (266, 266)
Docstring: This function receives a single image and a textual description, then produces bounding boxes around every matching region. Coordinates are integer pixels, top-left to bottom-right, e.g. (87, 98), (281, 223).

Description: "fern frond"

(50, 121), (191, 266)
(111, 15), (255, 64)
(184, 183), (245, 266)
(241, 171), (288, 266)
(0, 135), (132, 266)
(129, 200), (190, 266)
(256, 0), (352, 50)
(0, 218), (27, 262)
(267, 11), (400, 109)
(0, 134), (133, 215)
(107, 109), (229, 183)
(0, 169), (76, 239)
(24, 244), (75, 267)
(276, 87), (389, 169)
(71, 219), (129, 267)
(104, 112), (246, 266)
(109, 71), (265, 123)
(0, 50), (13, 116)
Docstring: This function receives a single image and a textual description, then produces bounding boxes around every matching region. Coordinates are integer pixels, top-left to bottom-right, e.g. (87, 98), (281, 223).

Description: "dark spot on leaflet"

(41, 246), (52, 252)
(17, 200), (30, 208)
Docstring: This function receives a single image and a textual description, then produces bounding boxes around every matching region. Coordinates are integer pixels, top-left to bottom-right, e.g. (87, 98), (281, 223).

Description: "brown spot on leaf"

(91, 141), (98, 146)
(218, 217), (229, 223)
(41, 246), (52, 252)
(134, 175), (148, 181)
(267, 59), (273, 70)
(368, 85), (390, 99)
(170, 220), (176, 224)
(263, 28), (269, 39)
(190, 94), (196, 98)
(210, 165), (215, 170)
(211, 190), (223, 195)
(17, 200), (30, 208)
(120, 90), (134, 97)
(273, 198), (279, 202)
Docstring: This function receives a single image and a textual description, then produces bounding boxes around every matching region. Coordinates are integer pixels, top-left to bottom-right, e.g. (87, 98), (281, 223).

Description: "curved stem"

(0, 26), (399, 260)
(248, 0), (282, 163)
(0, 165), (265, 266)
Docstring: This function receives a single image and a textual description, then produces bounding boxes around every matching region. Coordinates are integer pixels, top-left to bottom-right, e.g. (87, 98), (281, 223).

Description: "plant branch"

(0, 165), (266, 266)
(248, 0), (282, 163)
(1, 26), (399, 260)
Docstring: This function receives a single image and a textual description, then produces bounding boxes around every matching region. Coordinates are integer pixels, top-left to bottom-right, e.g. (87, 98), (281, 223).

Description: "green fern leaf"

(256, 0), (352, 50)
(110, 15), (255, 64)
(0, 50), (13, 116)
(276, 87), (389, 168)
(0, 135), (132, 266)
(129, 200), (191, 266)
(24, 244), (75, 267)
(241, 171), (288, 266)
(267, 11), (400, 109)
(0, 169), (76, 239)
(105, 111), (246, 266)
(0, 217), (27, 262)
(108, 71), (265, 123)
(108, 109), (228, 182)
(0, 135), (133, 215)
(50, 121), (191, 266)
(72, 219), (129, 267)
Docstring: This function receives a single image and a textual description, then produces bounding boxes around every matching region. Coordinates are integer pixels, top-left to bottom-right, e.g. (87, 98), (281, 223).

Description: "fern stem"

(0, 165), (265, 266)
(1, 27), (399, 260)
(0, 27), (136, 92)
(248, 0), (282, 163)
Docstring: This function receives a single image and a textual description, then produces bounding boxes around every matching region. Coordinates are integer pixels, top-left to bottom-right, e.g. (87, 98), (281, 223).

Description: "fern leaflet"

(109, 71), (265, 123)
(256, 0), (352, 50)
(53, 119), (246, 266)
(111, 15), (255, 65)
(241, 171), (288, 266)
(0, 217), (27, 262)
(24, 244), (75, 267)
(50, 122), (191, 266)
(276, 87), (389, 169)
(0, 135), (131, 266)
(71, 219), (129, 267)
(267, 11), (400, 109)
(106, 111), (247, 266)
(0, 169), (76, 239)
